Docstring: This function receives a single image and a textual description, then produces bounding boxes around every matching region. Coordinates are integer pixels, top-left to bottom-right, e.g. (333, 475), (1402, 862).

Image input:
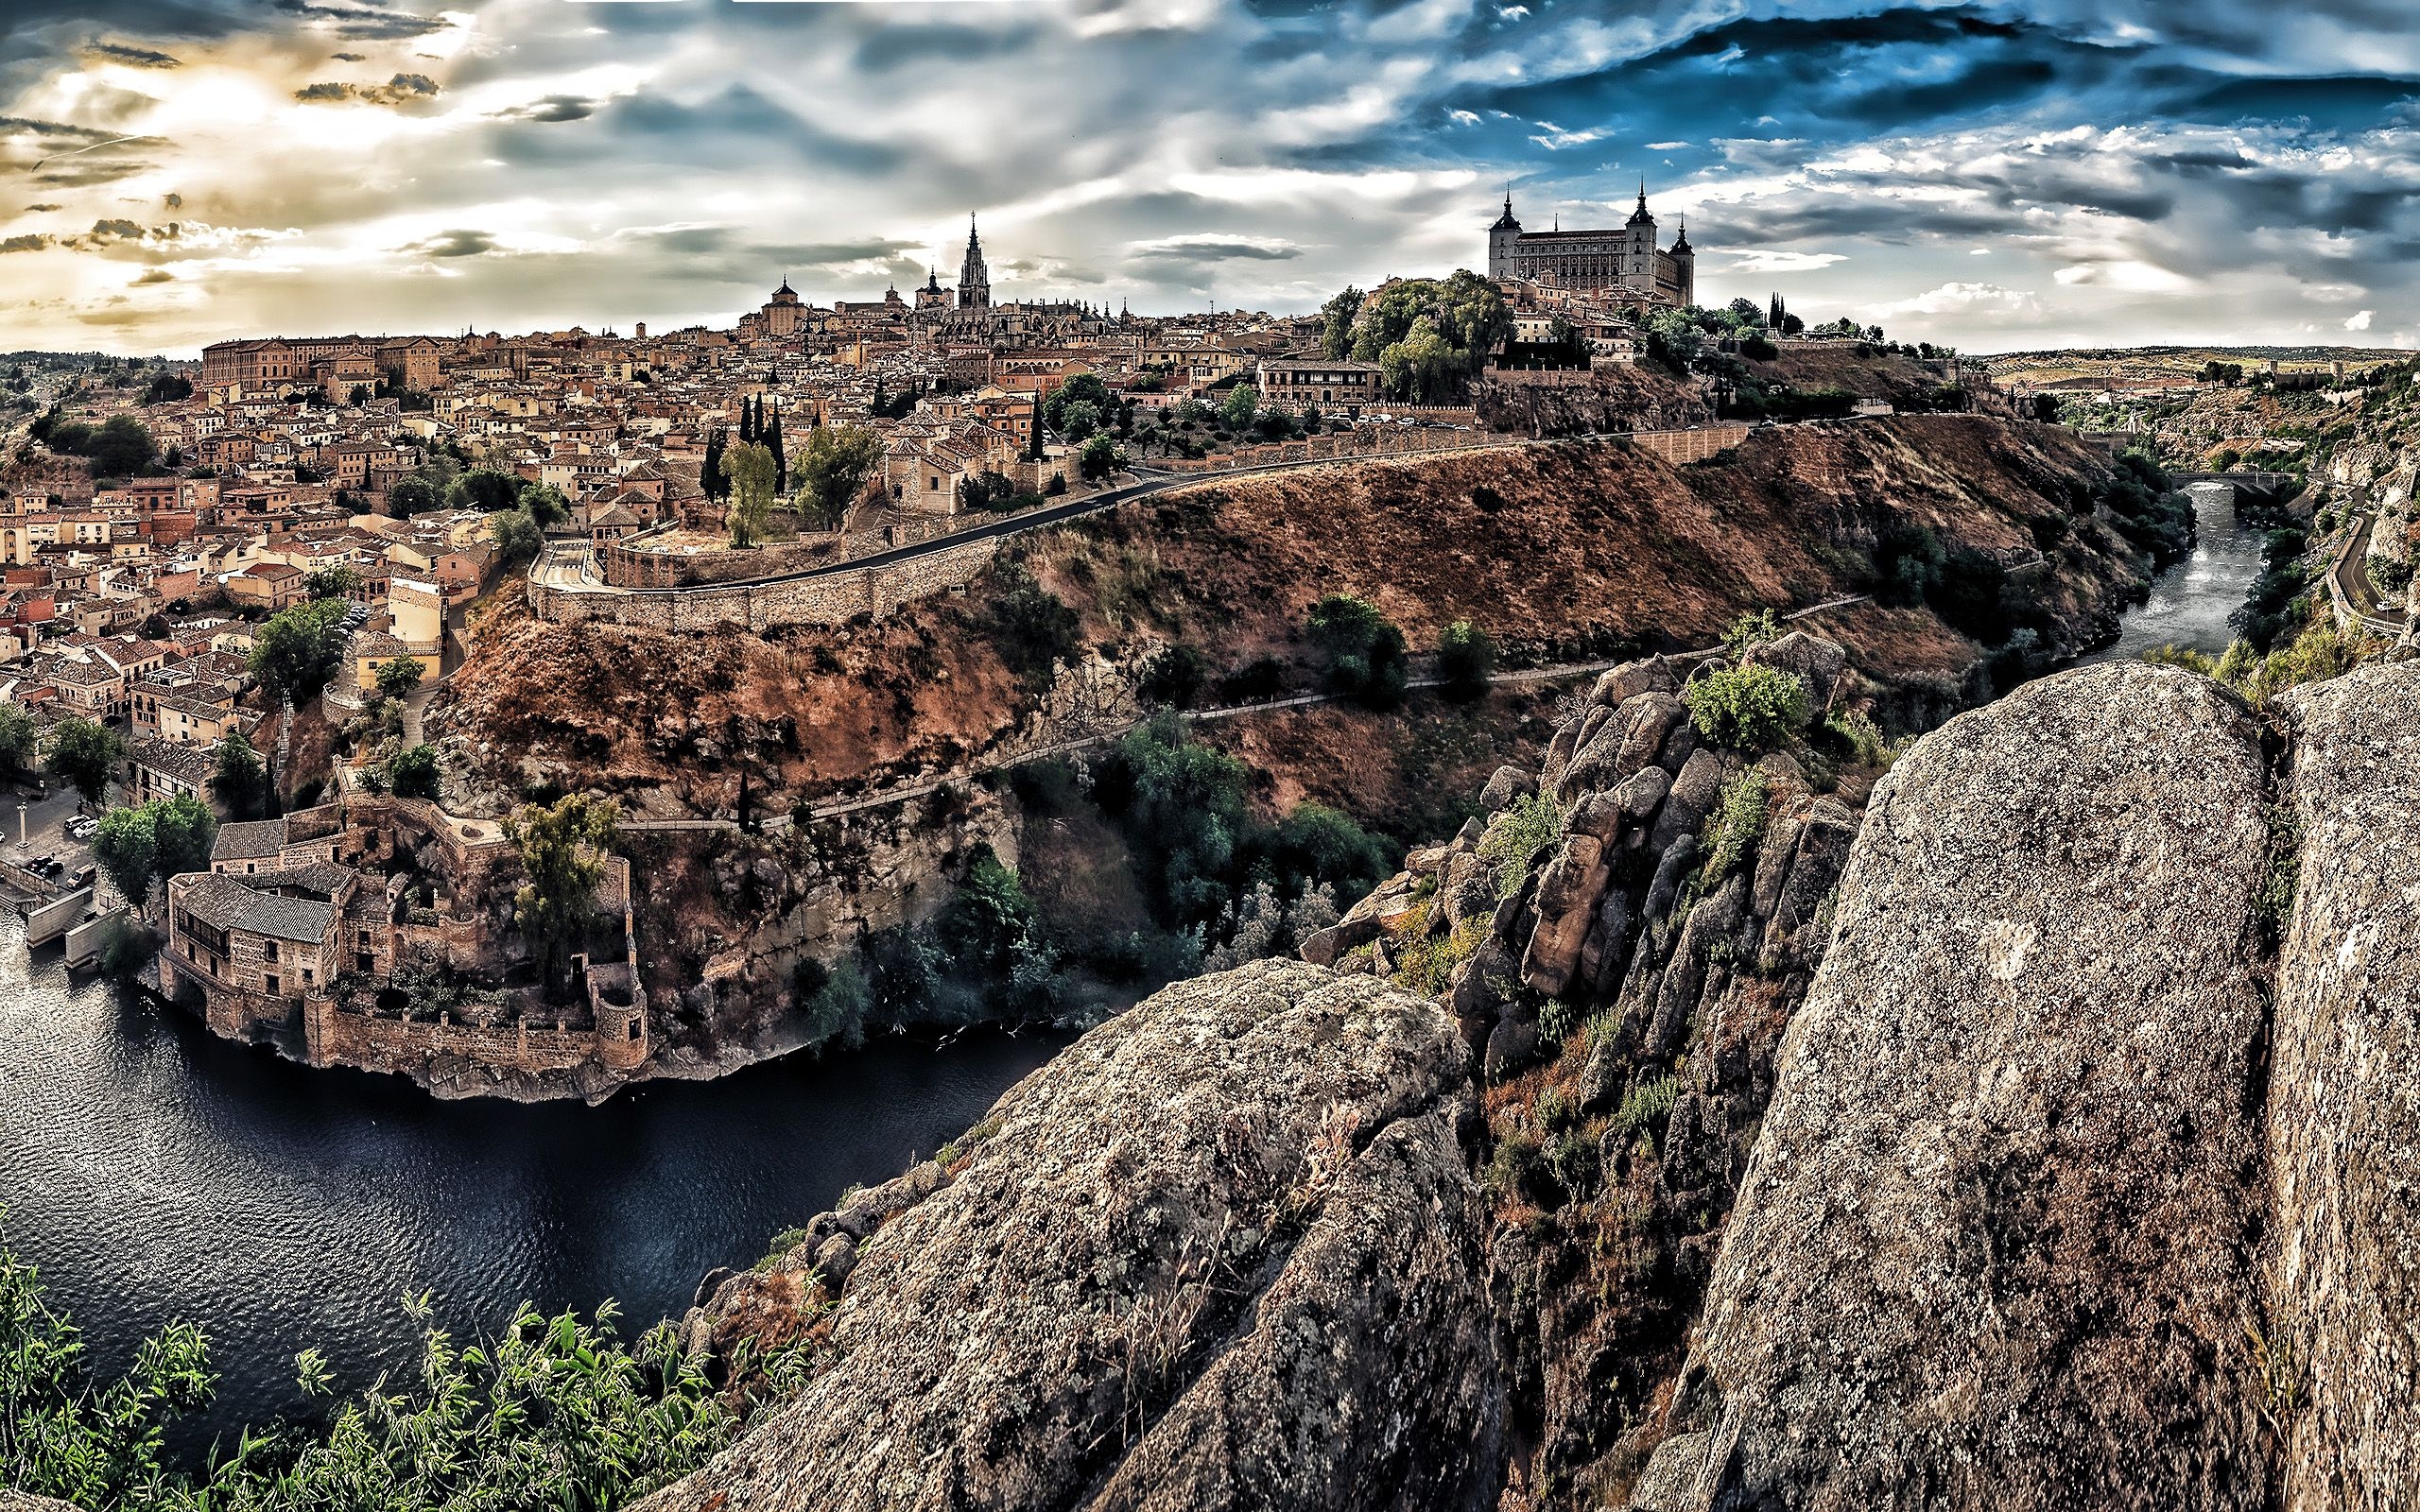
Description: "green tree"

(49, 717), (126, 805)
(250, 599), (348, 704)
(1059, 400), (1102, 441)
(375, 655), (426, 702)
(1377, 315), (1459, 404)
(447, 468), (524, 513)
(1307, 593), (1409, 710)
(389, 743), (441, 799)
(522, 481), (571, 526)
(0, 1240), (749, 1511)
(1100, 711), (1251, 925)
(152, 793), (216, 883)
(1219, 384), (1259, 432)
(83, 415), (157, 477)
(1342, 270), (1511, 398)
(724, 439), (777, 547)
(213, 732), (267, 819)
(795, 422), (885, 529)
(1078, 434), (1128, 481)
(1319, 285), (1365, 358)
(93, 805), (158, 908)
(389, 475), (440, 516)
(0, 703), (34, 780)
(1044, 373), (1114, 433)
(506, 792), (620, 997)
(491, 507), (543, 566)
(1436, 620), (1496, 701)
(306, 564), (360, 601)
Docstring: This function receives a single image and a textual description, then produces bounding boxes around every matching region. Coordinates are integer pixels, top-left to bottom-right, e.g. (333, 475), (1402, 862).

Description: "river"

(2083, 480), (2269, 663)
(0, 915), (1064, 1458)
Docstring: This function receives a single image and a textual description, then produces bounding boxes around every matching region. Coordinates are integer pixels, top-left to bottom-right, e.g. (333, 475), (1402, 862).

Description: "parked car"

(63, 816), (97, 840)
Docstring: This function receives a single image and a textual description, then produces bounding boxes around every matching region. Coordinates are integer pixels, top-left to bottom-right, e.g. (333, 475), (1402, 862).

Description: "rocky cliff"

(648, 960), (1501, 1512)
(633, 647), (2420, 1512)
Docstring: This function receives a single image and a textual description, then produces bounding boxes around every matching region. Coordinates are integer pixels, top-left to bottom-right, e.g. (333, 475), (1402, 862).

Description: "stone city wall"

(302, 997), (600, 1076)
(531, 534), (1004, 634)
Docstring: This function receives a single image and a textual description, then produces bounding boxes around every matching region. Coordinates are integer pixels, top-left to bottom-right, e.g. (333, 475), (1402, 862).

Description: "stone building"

(1254, 357), (1383, 415)
(159, 797), (652, 1088)
(957, 216), (992, 310)
(1487, 184), (1696, 307)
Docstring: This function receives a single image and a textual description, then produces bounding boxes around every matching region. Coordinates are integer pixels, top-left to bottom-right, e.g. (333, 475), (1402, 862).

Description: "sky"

(3, 0), (2418, 356)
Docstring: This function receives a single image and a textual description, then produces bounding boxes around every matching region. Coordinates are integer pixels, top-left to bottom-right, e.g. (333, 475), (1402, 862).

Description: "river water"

(0, 916), (1063, 1456)
(2083, 481), (2267, 663)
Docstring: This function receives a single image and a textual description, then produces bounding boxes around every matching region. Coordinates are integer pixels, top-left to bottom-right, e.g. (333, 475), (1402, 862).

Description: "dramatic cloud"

(84, 43), (180, 69)
(294, 72), (440, 106)
(0, 0), (2413, 351)
(404, 228), (498, 259)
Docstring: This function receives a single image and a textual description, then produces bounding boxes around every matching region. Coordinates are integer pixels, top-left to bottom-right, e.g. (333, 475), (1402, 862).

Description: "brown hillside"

(432, 415), (2143, 822)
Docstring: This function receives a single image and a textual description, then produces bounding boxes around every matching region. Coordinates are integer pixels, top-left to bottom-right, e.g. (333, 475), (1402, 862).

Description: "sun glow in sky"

(5, 0), (2418, 354)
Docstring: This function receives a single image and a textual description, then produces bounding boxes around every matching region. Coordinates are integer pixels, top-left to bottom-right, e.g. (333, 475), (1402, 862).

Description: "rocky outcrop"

(642, 959), (1503, 1512)
(1642, 664), (2275, 1509)
(657, 648), (2420, 1512)
(2271, 662), (2420, 1511)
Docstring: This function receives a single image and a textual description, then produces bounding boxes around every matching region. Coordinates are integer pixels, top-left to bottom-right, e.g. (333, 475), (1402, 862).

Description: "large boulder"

(639, 959), (1502, 1512)
(1740, 631), (1848, 712)
(1646, 664), (2274, 1510)
(2271, 662), (2420, 1511)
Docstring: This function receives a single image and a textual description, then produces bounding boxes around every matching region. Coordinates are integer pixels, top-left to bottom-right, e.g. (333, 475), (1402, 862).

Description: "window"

(263, 940), (278, 961)
(264, 975), (279, 996)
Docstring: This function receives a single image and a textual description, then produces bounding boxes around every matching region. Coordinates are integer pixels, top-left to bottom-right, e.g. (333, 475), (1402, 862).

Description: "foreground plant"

(1, 1221), (787, 1511)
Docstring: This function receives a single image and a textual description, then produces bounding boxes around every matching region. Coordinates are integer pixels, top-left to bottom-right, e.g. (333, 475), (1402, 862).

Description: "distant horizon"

(6, 1), (2417, 356)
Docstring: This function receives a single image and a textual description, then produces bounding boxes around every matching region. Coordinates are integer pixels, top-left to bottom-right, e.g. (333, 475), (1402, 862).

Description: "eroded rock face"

(2272, 662), (2420, 1512)
(1652, 664), (2275, 1511)
(640, 959), (1501, 1512)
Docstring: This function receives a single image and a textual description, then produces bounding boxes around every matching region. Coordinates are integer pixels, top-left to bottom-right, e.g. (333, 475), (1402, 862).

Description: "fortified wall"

(530, 533), (1005, 634)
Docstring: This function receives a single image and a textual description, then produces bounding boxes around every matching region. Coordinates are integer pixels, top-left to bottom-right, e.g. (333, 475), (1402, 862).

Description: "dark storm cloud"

(295, 73), (441, 105)
(267, 1), (453, 41)
(490, 94), (596, 125)
(404, 228), (496, 258)
(84, 43), (182, 67)
(0, 233), (52, 252)
(1130, 235), (1302, 262)
(2172, 76), (2420, 129)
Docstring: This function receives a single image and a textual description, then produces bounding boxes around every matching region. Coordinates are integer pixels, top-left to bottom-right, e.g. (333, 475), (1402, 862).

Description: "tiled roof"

(178, 871), (335, 943)
(212, 817), (286, 861)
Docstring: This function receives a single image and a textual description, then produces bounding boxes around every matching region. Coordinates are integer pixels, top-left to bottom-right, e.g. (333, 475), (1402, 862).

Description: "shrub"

(1478, 792), (1565, 899)
(1218, 655), (1287, 704)
(1720, 609), (1781, 658)
(1699, 767), (1771, 885)
(1140, 643), (1209, 708)
(388, 744), (441, 799)
(984, 567), (1081, 688)
(0, 1234), (770, 1511)
(1436, 620), (1496, 702)
(1683, 664), (1809, 751)
(1307, 593), (1409, 710)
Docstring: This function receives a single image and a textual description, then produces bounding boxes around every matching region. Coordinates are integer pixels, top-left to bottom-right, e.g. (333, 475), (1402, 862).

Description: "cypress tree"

(1025, 389), (1044, 461)
(766, 406), (786, 494)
